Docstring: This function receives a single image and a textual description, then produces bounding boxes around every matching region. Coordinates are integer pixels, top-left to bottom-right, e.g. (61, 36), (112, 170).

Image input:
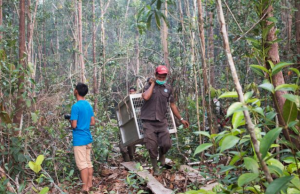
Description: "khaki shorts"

(74, 143), (93, 171)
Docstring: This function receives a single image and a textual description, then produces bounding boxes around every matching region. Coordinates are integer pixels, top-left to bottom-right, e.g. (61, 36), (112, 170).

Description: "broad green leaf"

(289, 68), (300, 77)
(229, 152), (246, 166)
(253, 107), (264, 116)
(268, 165), (283, 176)
(244, 91), (254, 102)
(287, 188), (300, 194)
(267, 17), (278, 23)
(194, 143), (213, 156)
(260, 128), (282, 159)
(232, 111), (245, 129)
(156, 0), (162, 10)
(283, 94), (300, 108)
(227, 102), (244, 117)
(265, 176), (294, 194)
(31, 112), (38, 124)
(154, 11), (160, 28)
(250, 65), (269, 74)
(36, 155), (45, 166)
(266, 158), (284, 171)
(291, 176), (300, 190)
(271, 62), (294, 76)
(39, 187), (49, 194)
(194, 131), (211, 138)
(219, 165), (236, 174)
(275, 84), (298, 92)
(268, 60), (275, 69)
(283, 100), (298, 124)
(220, 135), (239, 152)
(218, 92), (238, 99)
(258, 83), (274, 93)
(247, 98), (261, 107)
(238, 173), (259, 187)
(28, 161), (36, 172)
(244, 157), (259, 174)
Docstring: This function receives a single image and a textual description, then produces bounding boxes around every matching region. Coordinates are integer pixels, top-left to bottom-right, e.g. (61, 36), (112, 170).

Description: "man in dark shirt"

(141, 65), (189, 175)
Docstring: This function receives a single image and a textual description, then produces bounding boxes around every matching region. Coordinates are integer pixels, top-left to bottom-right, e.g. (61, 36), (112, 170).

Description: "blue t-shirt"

(70, 100), (94, 146)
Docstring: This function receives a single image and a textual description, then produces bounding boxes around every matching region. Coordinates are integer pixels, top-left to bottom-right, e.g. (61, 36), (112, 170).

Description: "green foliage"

(28, 155), (45, 174)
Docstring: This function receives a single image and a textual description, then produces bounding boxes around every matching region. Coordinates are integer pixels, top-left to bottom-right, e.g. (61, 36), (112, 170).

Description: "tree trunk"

(197, 0), (215, 134)
(13, 0), (26, 135)
(216, 0), (273, 183)
(92, 0), (98, 113)
(78, 0), (86, 83)
(296, 0), (300, 67)
(161, 0), (170, 69)
(208, 11), (215, 88)
(264, 5), (300, 149)
(0, 0), (2, 40)
(136, 31), (140, 90)
(100, 0), (106, 84)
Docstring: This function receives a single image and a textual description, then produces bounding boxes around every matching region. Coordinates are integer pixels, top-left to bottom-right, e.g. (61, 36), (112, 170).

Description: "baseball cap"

(156, 65), (168, 74)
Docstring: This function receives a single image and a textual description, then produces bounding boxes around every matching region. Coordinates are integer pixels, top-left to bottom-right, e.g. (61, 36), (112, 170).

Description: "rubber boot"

(150, 158), (160, 176)
(159, 148), (166, 166)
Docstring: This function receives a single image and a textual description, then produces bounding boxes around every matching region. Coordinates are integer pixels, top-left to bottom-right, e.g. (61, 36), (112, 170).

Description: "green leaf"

(244, 157), (259, 174)
(227, 102), (244, 117)
(146, 13), (153, 29)
(36, 155), (45, 166)
(31, 112), (38, 124)
(275, 84), (298, 92)
(156, 0), (162, 10)
(232, 111), (245, 129)
(260, 128), (282, 159)
(218, 92), (238, 99)
(238, 173), (259, 187)
(267, 17), (278, 23)
(253, 107), (264, 116)
(271, 62), (294, 76)
(26, 99), (31, 108)
(258, 83), (274, 93)
(39, 187), (49, 194)
(193, 131), (211, 138)
(244, 91), (254, 102)
(283, 94), (300, 108)
(283, 100), (298, 124)
(265, 176), (294, 194)
(289, 68), (300, 77)
(291, 176), (300, 190)
(154, 11), (160, 28)
(268, 60), (275, 69)
(250, 65), (269, 75)
(194, 143), (213, 156)
(220, 135), (239, 152)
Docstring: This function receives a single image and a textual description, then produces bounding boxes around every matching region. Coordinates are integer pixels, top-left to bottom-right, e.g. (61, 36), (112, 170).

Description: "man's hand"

(148, 77), (156, 85)
(181, 120), (189, 128)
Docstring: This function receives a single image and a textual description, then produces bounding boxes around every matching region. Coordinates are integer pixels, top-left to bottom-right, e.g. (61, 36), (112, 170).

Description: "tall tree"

(263, 4), (300, 148)
(13, 0), (26, 135)
(296, 0), (300, 67)
(161, 0), (170, 69)
(0, 0), (2, 40)
(78, 0), (86, 83)
(197, 0), (215, 134)
(92, 0), (98, 113)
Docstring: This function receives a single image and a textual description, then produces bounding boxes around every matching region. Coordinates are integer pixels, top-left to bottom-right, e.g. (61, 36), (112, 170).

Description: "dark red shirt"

(141, 83), (175, 121)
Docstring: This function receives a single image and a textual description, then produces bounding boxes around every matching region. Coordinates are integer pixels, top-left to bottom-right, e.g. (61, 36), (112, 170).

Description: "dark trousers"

(142, 120), (172, 159)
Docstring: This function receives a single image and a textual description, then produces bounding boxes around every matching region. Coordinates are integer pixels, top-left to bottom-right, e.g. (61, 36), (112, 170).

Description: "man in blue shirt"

(70, 83), (95, 193)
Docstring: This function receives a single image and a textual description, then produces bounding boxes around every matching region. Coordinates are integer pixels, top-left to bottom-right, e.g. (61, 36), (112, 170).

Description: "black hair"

(75, 82), (88, 97)
(129, 87), (136, 91)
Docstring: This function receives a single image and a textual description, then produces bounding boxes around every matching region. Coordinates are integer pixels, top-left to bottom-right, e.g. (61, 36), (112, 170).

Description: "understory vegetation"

(0, 0), (300, 193)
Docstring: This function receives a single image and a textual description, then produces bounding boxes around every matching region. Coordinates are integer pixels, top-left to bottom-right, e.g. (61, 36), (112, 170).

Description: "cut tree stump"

(121, 162), (173, 194)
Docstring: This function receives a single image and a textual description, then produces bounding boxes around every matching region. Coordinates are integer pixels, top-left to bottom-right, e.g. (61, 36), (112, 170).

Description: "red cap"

(156, 65), (168, 74)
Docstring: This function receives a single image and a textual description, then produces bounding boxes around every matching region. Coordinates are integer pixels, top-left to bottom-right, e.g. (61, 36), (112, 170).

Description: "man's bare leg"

(80, 168), (89, 191)
(88, 167), (93, 189)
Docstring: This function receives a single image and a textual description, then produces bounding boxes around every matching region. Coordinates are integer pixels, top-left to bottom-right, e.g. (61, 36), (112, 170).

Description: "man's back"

(71, 100), (94, 146)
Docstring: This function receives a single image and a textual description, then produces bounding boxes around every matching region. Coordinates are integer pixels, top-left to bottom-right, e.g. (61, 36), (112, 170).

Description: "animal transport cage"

(116, 93), (177, 146)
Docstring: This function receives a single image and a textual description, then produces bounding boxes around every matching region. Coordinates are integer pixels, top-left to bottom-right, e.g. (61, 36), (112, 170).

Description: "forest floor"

(62, 147), (219, 194)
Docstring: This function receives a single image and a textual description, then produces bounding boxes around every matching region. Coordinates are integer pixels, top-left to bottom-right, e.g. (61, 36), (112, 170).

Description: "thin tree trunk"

(208, 11), (215, 88)
(13, 0), (26, 136)
(296, 0), (300, 67)
(216, 0), (273, 183)
(264, 5), (300, 149)
(0, 0), (2, 40)
(197, 0), (215, 134)
(136, 31), (140, 90)
(161, 0), (170, 69)
(78, 0), (86, 83)
(100, 0), (106, 84)
(92, 0), (98, 113)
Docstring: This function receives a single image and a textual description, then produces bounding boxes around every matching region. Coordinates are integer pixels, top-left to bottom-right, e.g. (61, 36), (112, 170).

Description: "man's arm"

(170, 102), (189, 128)
(90, 116), (95, 126)
(71, 120), (77, 129)
(142, 78), (156, 101)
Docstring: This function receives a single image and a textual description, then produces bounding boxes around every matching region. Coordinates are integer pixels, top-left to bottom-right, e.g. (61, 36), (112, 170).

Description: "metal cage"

(116, 93), (177, 146)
